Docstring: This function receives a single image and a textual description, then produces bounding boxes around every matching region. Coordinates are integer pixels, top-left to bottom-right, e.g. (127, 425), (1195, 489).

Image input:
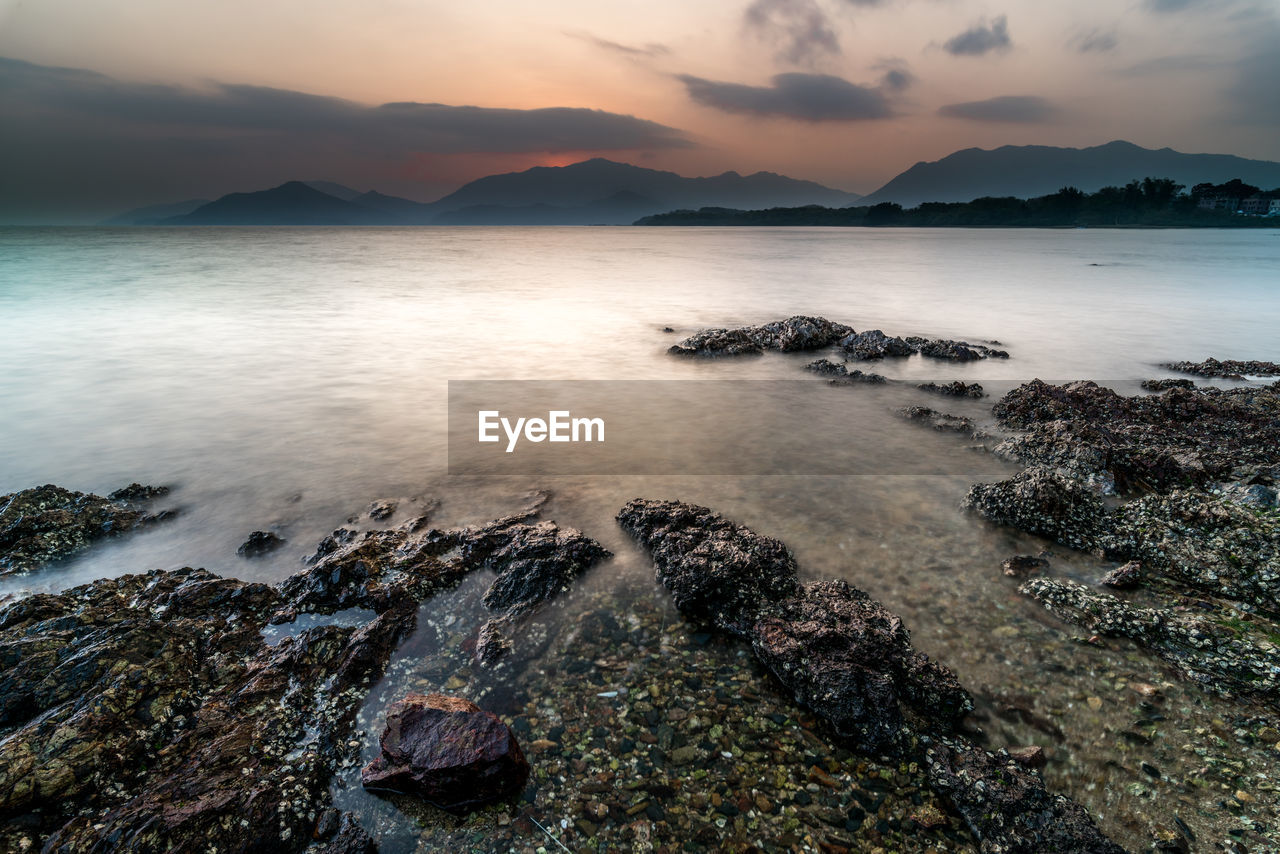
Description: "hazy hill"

(424, 158), (860, 223)
(166, 182), (380, 225)
(102, 199), (210, 225)
(861, 141), (1280, 207)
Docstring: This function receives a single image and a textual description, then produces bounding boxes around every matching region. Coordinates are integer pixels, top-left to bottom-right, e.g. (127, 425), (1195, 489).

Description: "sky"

(1, 0), (1278, 222)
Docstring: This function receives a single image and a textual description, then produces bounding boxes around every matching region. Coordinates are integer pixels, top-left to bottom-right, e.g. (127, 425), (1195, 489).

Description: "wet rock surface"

(964, 465), (1110, 551)
(916, 339), (1009, 362)
(1165, 357), (1280, 379)
(668, 315), (852, 356)
(616, 498), (801, 637)
(619, 498), (1122, 853)
(752, 580), (972, 754)
(898, 406), (980, 436)
(923, 736), (1125, 854)
(1022, 578), (1280, 705)
(0, 566), (415, 853)
(838, 329), (916, 360)
(1141, 378), (1196, 391)
(804, 358), (888, 384)
(1001, 555), (1048, 578)
(919, 381), (985, 398)
(238, 529), (286, 557)
(991, 379), (1280, 491)
(0, 483), (175, 576)
(361, 693), (529, 813)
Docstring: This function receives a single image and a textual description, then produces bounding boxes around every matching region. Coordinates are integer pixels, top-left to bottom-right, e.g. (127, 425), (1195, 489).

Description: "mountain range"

(108, 160), (862, 226)
(860, 140), (1280, 207)
(105, 141), (1280, 226)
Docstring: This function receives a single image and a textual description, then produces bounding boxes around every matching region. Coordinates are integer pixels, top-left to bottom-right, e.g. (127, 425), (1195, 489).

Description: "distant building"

(1270, 200), (1280, 216)
(1197, 195), (1239, 211)
(1240, 196), (1270, 215)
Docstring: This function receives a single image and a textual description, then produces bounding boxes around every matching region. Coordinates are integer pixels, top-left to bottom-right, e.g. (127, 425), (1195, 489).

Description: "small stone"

(237, 531), (285, 558)
(1086, 696), (1103, 711)
(1008, 746), (1046, 769)
(1002, 555), (1049, 577)
(1101, 561), (1143, 590)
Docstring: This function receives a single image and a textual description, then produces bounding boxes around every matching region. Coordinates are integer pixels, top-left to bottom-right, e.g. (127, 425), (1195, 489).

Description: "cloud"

(937, 95), (1056, 122)
(678, 72), (894, 120)
(1072, 28), (1118, 53)
(1118, 54), (1224, 76)
(744, 0), (841, 65)
(565, 31), (670, 58)
(943, 16), (1012, 56)
(1224, 21), (1280, 125)
(0, 56), (693, 221)
(1145, 0), (1205, 10)
(871, 59), (916, 92)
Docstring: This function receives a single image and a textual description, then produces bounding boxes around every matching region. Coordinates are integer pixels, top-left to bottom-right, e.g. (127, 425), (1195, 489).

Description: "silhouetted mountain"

(166, 182), (379, 225)
(102, 199), (210, 225)
(422, 158), (860, 223)
(132, 160), (861, 225)
(861, 141), (1280, 207)
(302, 181), (364, 201)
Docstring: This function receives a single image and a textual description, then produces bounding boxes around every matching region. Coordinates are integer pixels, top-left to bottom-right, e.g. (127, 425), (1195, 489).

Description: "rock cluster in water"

(918, 381), (985, 398)
(968, 375), (1280, 707)
(0, 492), (609, 852)
(668, 315), (853, 356)
(617, 497), (1123, 853)
(0, 483), (175, 576)
(1165, 357), (1280, 379)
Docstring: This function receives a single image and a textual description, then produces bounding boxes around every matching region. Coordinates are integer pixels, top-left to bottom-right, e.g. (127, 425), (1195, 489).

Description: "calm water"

(2, 226), (1279, 850)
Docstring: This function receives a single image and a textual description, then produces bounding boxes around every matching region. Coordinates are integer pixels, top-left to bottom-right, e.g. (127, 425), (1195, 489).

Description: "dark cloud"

(679, 72), (893, 120)
(943, 16), (1012, 56)
(871, 59), (916, 92)
(937, 95), (1056, 122)
(743, 0), (841, 65)
(1072, 28), (1119, 53)
(0, 56), (693, 222)
(565, 31), (670, 58)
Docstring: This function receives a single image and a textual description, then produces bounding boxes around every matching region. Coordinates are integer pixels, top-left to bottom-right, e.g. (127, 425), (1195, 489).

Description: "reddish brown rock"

(361, 693), (529, 813)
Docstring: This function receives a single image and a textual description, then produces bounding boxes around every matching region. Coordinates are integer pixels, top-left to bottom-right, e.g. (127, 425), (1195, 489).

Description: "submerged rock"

(963, 466), (1109, 552)
(924, 737), (1125, 854)
(917, 339), (1009, 362)
(615, 498), (800, 637)
(237, 529), (286, 557)
(1002, 555), (1049, 578)
(1022, 578), (1280, 706)
(669, 315), (852, 357)
(1141, 378), (1196, 392)
(0, 483), (174, 576)
(752, 580), (972, 754)
(898, 406), (979, 435)
(361, 693), (529, 813)
(918, 381), (985, 398)
(1165, 357), (1280, 379)
(0, 567), (415, 853)
(618, 498), (1121, 853)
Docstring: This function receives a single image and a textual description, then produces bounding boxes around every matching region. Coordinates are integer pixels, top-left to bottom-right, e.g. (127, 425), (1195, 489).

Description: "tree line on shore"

(636, 178), (1280, 227)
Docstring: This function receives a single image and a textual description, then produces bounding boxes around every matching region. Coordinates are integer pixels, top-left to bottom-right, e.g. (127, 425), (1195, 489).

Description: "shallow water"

(2, 225), (1279, 851)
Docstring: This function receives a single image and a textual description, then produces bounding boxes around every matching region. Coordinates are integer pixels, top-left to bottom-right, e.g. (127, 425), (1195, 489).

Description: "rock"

(0, 567), (415, 853)
(830, 369), (888, 386)
(669, 316), (852, 356)
(1002, 555), (1049, 578)
(0, 483), (175, 576)
(1021, 578), (1280, 705)
(280, 508), (609, 619)
(1141, 378), (1196, 391)
(923, 737), (1125, 854)
(963, 466), (1110, 552)
(1008, 745), (1047, 769)
(751, 580), (972, 755)
(897, 406), (978, 435)
(917, 339), (1008, 362)
(662, 326), (674, 333)
(237, 530), (286, 557)
(361, 693), (529, 814)
(1100, 560), (1142, 589)
(475, 618), (514, 665)
(368, 499), (398, 520)
(838, 329), (915, 360)
(918, 381), (985, 398)
(107, 482), (171, 501)
(615, 498), (800, 637)
(991, 379), (1280, 491)
(1165, 357), (1280, 379)
(805, 358), (848, 376)
(1219, 482), (1278, 509)
(316, 813), (377, 854)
